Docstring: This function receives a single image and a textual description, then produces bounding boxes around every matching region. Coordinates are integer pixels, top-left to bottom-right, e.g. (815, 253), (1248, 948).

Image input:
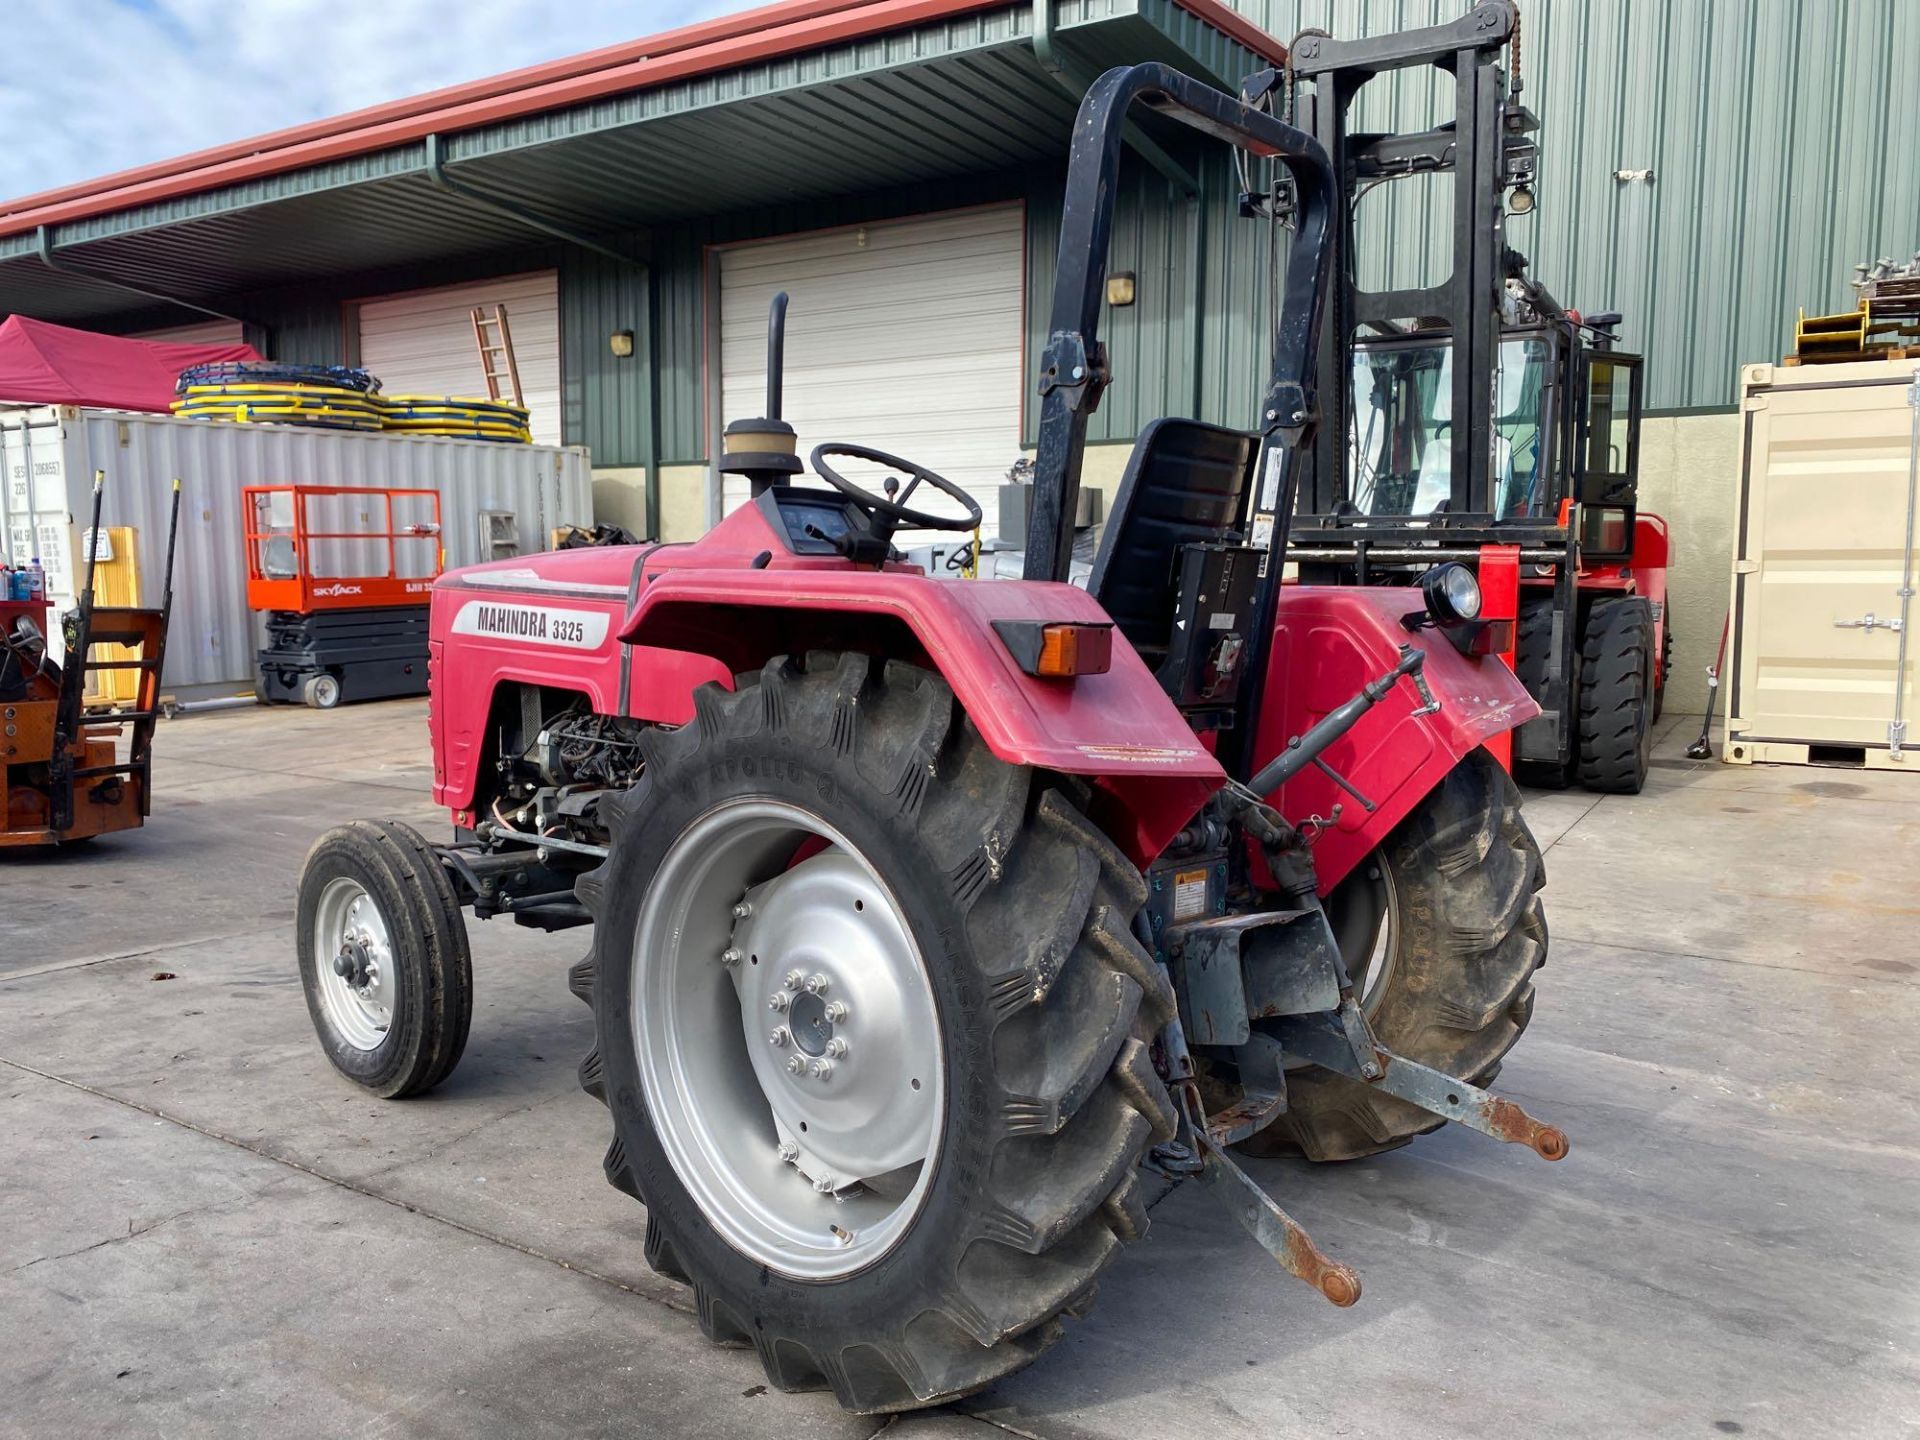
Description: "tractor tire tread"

(572, 652), (1173, 1412)
(296, 819), (472, 1099)
(1240, 750), (1546, 1162)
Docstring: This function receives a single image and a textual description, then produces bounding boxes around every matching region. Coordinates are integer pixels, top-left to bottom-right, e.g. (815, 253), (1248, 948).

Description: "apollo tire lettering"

(452, 600), (610, 650)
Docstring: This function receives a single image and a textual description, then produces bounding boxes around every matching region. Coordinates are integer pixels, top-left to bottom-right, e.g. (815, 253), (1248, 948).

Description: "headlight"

(1422, 563), (1482, 623)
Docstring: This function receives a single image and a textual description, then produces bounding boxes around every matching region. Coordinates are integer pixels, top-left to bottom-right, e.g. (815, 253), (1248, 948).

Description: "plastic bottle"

(26, 557), (46, 601)
(6, 565), (25, 602)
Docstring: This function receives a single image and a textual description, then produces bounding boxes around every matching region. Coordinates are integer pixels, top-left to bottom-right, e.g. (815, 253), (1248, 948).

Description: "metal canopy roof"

(0, 0), (1280, 325)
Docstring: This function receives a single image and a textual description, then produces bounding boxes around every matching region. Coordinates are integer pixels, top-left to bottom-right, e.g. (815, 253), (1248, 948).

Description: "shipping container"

(0, 407), (592, 693)
(1724, 358), (1920, 771)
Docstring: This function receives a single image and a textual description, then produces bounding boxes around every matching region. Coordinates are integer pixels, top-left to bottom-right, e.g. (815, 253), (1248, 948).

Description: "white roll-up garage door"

(357, 271), (561, 445)
(719, 206), (1024, 536)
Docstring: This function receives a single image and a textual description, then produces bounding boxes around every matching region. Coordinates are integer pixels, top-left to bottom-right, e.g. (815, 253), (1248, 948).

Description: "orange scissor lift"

(243, 485), (442, 709)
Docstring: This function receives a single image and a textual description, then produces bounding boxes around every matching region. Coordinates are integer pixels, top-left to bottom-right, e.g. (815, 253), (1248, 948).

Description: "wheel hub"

(312, 881), (395, 1050)
(784, 990), (833, 1056)
(730, 851), (939, 1192)
(630, 800), (945, 1280)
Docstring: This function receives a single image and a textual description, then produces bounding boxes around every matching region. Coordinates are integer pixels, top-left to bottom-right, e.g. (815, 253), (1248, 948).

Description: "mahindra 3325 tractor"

(300, 57), (1565, 1412)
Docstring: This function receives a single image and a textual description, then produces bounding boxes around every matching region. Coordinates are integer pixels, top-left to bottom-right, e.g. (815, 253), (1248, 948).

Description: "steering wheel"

(809, 443), (982, 533)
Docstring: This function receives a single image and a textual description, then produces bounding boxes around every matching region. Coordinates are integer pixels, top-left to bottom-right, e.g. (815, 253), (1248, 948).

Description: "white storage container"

(1724, 357), (1920, 770)
(0, 406), (592, 691)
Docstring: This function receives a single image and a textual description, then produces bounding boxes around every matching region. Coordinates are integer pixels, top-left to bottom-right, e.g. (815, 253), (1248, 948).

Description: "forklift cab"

(1341, 323), (1643, 563)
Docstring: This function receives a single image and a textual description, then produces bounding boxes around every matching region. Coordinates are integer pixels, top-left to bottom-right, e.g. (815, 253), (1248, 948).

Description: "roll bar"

(1023, 63), (1335, 584)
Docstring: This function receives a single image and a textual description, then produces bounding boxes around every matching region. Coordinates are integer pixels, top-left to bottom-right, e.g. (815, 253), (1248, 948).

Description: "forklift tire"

(297, 819), (473, 1098)
(1511, 597), (1571, 788)
(1239, 748), (1546, 1162)
(571, 652), (1176, 1413)
(1578, 596), (1655, 794)
(303, 672), (342, 710)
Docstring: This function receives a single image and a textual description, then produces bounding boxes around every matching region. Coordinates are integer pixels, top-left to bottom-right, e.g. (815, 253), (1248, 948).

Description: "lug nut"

(823, 1001), (849, 1023)
(811, 1060), (834, 1081)
(720, 947), (744, 967)
(785, 1055), (806, 1075)
(784, 970), (806, 991)
(767, 992), (790, 1013)
(777, 1141), (799, 1164)
(769, 1027), (790, 1048)
(732, 902), (754, 920)
(804, 973), (829, 995)
(813, 1174), (837, 1194)
(825, 1038), (848, 1059)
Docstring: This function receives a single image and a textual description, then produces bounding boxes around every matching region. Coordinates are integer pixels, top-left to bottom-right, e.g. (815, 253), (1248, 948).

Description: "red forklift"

(1271, 4), (1669, 792)
(244, 484), (442, 708)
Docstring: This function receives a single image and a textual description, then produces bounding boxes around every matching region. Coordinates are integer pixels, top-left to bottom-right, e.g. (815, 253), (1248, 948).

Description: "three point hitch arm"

(1165, 646), (1570, 1307)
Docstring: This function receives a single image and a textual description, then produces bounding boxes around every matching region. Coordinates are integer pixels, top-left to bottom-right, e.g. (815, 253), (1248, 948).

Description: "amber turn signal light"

(991, 619), (1115, 678)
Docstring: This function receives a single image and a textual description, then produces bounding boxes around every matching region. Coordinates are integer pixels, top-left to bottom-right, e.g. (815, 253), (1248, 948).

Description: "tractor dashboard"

(758, 487), (873, 557)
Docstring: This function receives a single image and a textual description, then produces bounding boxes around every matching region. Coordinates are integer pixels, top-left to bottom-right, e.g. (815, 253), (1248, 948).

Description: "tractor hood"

(435, 543), (657, 601)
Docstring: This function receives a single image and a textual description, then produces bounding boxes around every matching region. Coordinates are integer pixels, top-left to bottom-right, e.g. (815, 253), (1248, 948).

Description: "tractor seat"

(1087, 417), (1262, 665)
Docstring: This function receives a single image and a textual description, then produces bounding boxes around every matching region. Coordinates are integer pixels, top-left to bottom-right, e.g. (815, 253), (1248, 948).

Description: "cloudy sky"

(1, 0), (744, 199)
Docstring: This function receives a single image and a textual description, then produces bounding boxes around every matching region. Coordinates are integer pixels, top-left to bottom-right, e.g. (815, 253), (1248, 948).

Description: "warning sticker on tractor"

(452, 600), (609, 650)
(1172, 868), (1209, 921)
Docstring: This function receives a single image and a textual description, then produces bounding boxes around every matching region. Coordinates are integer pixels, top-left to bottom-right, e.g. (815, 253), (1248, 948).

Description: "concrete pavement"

(2, 700), (1916, 1438)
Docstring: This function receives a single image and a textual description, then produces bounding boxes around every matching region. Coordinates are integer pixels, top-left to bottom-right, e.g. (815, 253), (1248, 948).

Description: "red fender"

(620, 569), (1225, 865)
(1631, 513), (1671, 686)
(1255, 587), (1541, 893)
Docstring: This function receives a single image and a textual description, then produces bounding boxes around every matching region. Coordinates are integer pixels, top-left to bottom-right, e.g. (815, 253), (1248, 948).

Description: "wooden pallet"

(1783, 345), (1914, 367)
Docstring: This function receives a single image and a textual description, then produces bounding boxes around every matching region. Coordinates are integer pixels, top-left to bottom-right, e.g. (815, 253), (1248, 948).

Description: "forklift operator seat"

(1087, 417), (1262, 666)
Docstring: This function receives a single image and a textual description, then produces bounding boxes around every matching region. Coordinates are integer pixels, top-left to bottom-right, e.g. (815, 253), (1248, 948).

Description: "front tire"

(297, 820), (473, 1098)
(1241, 748), (1547, 1162)
(572, 653), (1176, 1413)
(1578, 596), (1655, 794)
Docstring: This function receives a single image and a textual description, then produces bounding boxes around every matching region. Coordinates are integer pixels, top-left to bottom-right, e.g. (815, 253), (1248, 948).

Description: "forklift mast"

(1277, 0), (1644, 564)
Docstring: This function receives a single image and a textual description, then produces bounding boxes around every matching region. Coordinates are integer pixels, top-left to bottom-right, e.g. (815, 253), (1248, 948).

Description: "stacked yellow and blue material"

(173, 362), (384, 431)
(377, 395), (532, 443)
(173, 362), (532, 442)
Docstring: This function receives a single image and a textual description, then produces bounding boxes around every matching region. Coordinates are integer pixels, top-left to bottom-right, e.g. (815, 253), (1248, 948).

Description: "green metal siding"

(559, 244), (653, 466)
(1224, 0), (1920, 411)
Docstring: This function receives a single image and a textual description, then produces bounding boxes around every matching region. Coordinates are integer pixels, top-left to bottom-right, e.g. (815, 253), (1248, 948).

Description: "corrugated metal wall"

(0, 407), (593, 689)
(1226, 0), (1920, 412)
(1023, 148), (1281, 445)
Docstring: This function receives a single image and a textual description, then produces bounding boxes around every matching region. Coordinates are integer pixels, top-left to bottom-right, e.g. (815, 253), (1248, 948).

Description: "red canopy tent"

(0, 315), (260, 412)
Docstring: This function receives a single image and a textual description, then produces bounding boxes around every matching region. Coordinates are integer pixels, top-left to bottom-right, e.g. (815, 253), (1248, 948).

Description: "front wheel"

(1578, 596), (1655, 794)
(1240, 748), (1547, 1162)
(297, 820), (473, 1098)
(572, 653), (1176, 1413)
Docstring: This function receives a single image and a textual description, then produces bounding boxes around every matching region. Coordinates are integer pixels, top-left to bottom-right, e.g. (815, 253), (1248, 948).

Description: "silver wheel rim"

(1349, 859), (1400, 1019)
(313, 877), (396, 1050)
(632, 800), (945, 1281)
(312, 676), (339, 707)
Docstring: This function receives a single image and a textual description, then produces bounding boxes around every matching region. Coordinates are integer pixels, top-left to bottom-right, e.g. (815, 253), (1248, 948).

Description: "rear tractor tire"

(297, 820), (473, 1098)
(571, 652), (1177, 1413)
(1240, 748), (1547, 1162)
(1578, 596), (1656, 794)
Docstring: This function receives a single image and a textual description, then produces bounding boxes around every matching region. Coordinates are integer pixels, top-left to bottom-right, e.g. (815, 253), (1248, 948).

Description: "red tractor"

(299, 61), (1564, 1412)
